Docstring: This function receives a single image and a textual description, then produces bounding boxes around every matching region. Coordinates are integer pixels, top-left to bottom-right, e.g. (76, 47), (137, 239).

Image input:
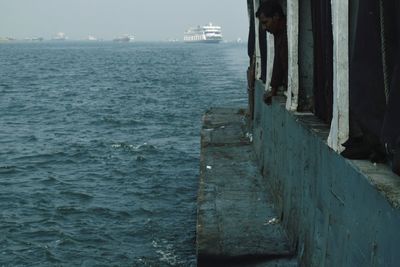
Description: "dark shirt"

(270, 23), (288, 89)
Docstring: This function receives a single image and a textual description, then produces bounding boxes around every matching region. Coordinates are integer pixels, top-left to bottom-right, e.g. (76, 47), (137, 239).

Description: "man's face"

(258, 13), (278, 33)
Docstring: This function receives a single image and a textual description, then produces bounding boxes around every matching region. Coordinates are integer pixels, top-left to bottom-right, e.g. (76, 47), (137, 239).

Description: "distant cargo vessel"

(184, 23), (223, 43)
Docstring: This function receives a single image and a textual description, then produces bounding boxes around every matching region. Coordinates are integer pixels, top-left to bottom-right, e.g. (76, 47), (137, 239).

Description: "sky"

(0, 0), (249, 41)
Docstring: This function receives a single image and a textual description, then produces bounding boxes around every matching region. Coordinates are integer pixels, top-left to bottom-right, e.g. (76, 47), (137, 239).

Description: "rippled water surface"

(0, 42), (247, 266)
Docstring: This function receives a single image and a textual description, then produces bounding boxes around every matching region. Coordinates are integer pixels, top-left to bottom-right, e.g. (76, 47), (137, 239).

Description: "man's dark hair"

(256, 1), (284, 18)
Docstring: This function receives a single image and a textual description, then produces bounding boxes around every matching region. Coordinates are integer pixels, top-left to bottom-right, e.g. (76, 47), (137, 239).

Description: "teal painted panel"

(252, 80), (400, 267)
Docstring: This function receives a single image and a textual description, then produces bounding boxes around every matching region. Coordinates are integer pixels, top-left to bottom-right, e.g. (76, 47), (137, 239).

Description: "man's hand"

(263, 87), (277, 105)
(247, 65), (255, 90)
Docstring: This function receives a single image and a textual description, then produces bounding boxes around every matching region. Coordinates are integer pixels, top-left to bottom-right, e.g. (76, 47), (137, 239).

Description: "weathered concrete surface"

(197, 107), (296, 266)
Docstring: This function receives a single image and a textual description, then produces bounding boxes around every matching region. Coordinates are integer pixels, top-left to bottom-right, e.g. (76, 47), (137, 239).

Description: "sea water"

(0, 41), (247, 266)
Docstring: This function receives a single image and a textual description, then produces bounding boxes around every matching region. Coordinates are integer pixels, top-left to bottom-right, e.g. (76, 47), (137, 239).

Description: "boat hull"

(184, 39), (221, 44)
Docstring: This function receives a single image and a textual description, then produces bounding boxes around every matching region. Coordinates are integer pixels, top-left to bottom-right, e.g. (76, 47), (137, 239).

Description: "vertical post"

(265, 33), (275, 92)
(286, 0), (299, 111)
(254, 0), (262, 79)
(328, 0), (349, 152)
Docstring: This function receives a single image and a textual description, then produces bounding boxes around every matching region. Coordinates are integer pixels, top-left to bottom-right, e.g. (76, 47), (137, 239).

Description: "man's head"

(256, 1), (284, 34)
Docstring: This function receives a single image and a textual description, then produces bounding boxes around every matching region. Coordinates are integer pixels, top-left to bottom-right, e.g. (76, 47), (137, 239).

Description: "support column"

(254, 0), (262, 79)
(286, 0), (299, 111)
(328, 0), (349, 152)
(265, 33), (275, 92)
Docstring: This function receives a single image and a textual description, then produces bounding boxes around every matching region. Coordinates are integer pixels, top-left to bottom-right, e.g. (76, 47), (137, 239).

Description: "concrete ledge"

(197, 107), (297, 266)
(201, 107), (250, 147)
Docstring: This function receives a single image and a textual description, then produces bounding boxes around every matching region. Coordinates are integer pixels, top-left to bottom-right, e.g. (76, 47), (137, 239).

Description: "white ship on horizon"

(87, 35), (98, 41)
(113, 34), (135, 42)
(184, 23), (223, 43)
(52, 32), (67, 41)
